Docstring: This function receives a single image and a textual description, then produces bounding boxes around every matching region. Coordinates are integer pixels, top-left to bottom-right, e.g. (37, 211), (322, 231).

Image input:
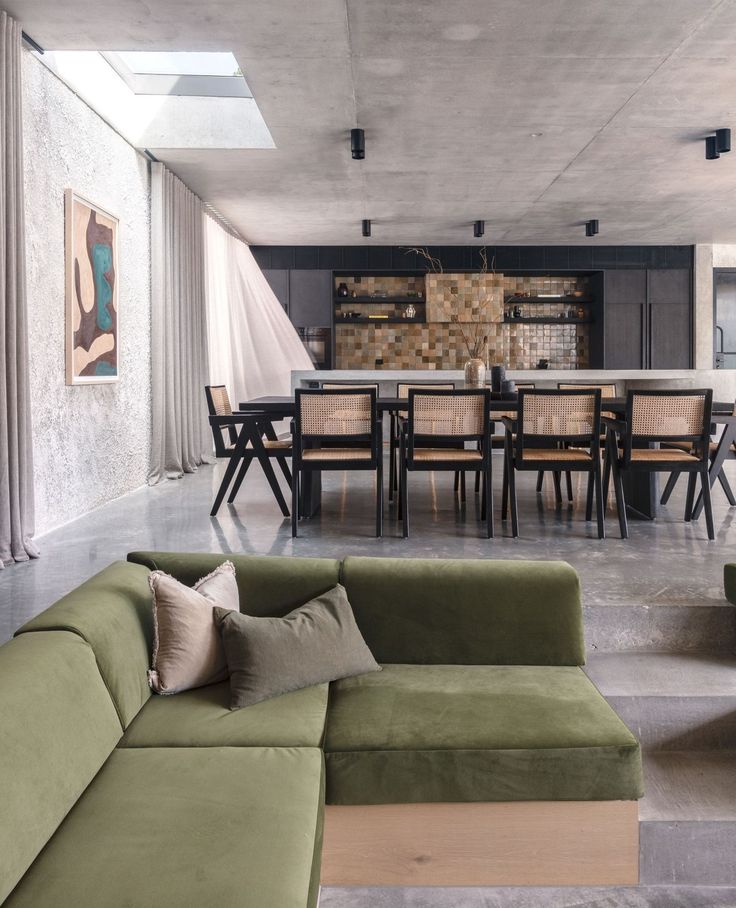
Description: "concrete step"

(583, 603), (736, 654)
(640, 752), (736, 885)
(584, 653), (736, 750)
(320, 885), (736, 906)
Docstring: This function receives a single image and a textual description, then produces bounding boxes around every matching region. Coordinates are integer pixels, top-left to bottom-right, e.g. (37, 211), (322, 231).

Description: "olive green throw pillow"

(214, 584), (380, 709)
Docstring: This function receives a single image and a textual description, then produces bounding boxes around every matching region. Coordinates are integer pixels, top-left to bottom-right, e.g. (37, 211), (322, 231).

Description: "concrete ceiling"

(11, 0), (736, 245)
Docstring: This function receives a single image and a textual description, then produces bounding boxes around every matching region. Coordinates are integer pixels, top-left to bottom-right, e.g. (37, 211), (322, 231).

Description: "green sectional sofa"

(1, 553), (643, 905)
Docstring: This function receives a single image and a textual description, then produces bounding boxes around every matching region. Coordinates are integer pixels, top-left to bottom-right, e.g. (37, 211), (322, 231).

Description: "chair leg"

(401, 462), (409, 538)
(227, 456), (252, 504)
(585, 473), (594, 521)
(506, 446), (519, 538)
(211, 456), (243, 516)
(388, 416), (396, 503)
(609, 438), (628, 539)
(660, 471), (680, 506)
(552, 471), (563, 504)
(485, 462), (494, 539)
(536, 470), (544, 492)
(718, 469), (736, 506)
(454, 471), (460, 492)
(501, 452), (508, 520)
(291, 468), (299, 537)
(684, 473), (697, 522)
(565, 471), (573, 502)
(260, 454), (290, 517)
(460, 471), (466, 502)
(376, 462), (383, 538)
(594, 465), (605, 539)
(475, 470), (481, 494)
(276, 457), (292, 485)
(701, 469), (715, 540)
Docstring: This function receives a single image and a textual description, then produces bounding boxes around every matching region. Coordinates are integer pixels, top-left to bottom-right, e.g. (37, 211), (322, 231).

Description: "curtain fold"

(0, 12), (38, 568)
(204, 215), (313, 406)
(148, 163), (211, 484)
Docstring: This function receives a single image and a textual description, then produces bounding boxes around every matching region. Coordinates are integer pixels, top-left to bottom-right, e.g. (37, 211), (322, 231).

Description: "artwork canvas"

(65, 190), (119, 384)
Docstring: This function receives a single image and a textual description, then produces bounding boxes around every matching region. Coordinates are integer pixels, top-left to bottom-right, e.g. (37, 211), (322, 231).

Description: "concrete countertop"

(292, 368), (736, 399)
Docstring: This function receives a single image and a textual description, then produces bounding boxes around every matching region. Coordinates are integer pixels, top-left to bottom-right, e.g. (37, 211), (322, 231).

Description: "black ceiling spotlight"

(351, 128), (365, 160)
(716, 128), (732, 154)
(473, 220), (485, 238)
(585, 219), (599, 237)
(362, 219), (371, 237)
(706, 136), (720, 160)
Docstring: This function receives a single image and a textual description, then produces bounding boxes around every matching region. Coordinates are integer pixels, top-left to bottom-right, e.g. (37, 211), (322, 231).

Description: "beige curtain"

(148, 163), (212, 483)
(0, 12), (38, 567)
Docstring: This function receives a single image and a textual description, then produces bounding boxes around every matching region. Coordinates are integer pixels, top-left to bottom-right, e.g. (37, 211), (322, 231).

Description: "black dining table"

(240, 396), (735, 522)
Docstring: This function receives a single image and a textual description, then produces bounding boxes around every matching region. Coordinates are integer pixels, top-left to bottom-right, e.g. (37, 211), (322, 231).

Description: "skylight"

(113, 51), (241, 78)
(101, 51), (251, 98)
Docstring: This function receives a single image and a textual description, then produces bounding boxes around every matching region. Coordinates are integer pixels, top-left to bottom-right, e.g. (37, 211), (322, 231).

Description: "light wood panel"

(321, 800), (639, 887)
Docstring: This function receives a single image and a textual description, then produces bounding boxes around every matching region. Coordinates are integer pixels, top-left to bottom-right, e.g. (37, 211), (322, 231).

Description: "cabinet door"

(648, 270), (692, 368)
(605, 302), (646, 369)
(649, 303), (692, 369)
(604, 270), (647, 305)
(288, 270), (332, 328)
(262, 269), (289, 312)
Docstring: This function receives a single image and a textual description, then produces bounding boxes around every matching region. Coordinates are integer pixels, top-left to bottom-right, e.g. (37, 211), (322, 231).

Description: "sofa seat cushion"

(324, 664), (643, 805)
(5, 747), (324, 908)
(119, 681), (329, 748)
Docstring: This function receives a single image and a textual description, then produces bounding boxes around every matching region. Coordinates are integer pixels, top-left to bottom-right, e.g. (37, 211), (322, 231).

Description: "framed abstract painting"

(65, 190), (119, 384)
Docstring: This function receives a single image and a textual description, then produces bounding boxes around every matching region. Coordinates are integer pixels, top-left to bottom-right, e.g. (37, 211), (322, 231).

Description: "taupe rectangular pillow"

(214, 584), (380, 709)
(149, 561), (239, 695)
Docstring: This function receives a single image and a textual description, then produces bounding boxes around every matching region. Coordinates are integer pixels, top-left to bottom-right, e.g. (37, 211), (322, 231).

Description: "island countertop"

(292, 369), (736, 399)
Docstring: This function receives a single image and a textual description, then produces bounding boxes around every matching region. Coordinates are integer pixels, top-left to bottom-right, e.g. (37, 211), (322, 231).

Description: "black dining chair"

(399, 389), (493, 538)
(603, 389), (715, 540)
(205, 385), (292, 517)
(502, 388), (604, 538)
(291, 388), (383, 537)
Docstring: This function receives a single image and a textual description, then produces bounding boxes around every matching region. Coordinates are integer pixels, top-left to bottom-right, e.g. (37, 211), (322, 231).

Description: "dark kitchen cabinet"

(603, 271), (647, 369)
(288, 270), (332, 328)
(262, 269), (289, 313)
(603, 269), (692, 368)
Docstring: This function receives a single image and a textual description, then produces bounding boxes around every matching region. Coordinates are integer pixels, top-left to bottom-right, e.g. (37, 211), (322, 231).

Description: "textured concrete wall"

(23, 51), (152, 535)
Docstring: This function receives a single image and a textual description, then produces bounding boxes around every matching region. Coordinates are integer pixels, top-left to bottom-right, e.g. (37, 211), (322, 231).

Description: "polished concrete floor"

(1, 452), (734, 643)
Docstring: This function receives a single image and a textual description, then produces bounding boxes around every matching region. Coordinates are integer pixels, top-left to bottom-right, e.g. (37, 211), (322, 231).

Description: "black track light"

(362, 219), (371, 237)
(473, 220), (485, 238)
(351, 128), (365, 160)
(706, 135), (720, 160)
(585, 219), (599, 237)
(716, 128), (732, 154)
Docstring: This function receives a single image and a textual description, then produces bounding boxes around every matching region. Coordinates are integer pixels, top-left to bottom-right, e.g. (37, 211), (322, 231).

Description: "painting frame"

(64, 189), (120, 385)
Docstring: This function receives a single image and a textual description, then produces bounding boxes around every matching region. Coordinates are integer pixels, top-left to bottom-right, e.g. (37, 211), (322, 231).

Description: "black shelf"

(504, 296), (594, 304)
(334, 296), (426, 304)
(504, 317), (592, 325)
(335, 317), (426, 325)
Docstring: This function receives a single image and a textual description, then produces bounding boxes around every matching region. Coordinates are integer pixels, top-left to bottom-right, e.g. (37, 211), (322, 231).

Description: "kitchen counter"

(292, 369), (736, 400)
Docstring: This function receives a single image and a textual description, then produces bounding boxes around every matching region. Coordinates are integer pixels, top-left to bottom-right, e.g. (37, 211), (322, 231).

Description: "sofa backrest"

(127, 551), (342, 617)
(16, 561), (154, 727)
(0, 631), (122, 903)
(340, 556), (585, 665)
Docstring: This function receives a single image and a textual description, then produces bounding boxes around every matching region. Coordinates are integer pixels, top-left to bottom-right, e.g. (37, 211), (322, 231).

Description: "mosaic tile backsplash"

(334, 273), (591, 370)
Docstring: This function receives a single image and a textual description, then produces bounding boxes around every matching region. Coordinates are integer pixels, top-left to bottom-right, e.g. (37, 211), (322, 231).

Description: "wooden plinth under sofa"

(0, 553), (643, 906)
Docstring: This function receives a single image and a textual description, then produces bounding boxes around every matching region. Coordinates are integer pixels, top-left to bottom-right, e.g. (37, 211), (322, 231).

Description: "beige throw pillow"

(214, 584), (381, 709)
(148, 561), (239, 695)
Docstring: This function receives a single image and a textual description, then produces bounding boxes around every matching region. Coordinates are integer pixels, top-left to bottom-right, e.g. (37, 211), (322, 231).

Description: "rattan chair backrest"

(558, 382), (617, 399)
(205, 385), (237, 454)
(298, 390), (374, 437)
(518, 390), (600, 438)
(628, 391), (710, 439)
(409, 390), (487, 438)
(397, 382), (455, 398)
(206, 385), (232, 416)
